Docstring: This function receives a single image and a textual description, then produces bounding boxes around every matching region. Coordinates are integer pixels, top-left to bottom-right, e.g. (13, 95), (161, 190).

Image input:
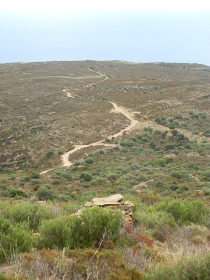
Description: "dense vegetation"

(1, 127), (209, 201)
(0, 196), (209, 279)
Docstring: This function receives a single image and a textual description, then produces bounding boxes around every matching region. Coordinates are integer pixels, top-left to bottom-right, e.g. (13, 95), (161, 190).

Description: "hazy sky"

(2, 0), (210, 12)
(0, 0), (210, 65)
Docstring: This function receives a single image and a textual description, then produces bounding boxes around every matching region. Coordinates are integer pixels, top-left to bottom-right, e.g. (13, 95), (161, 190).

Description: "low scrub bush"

(20, 176), (30, 183)
(85, 158), (94, 164)
(30, 172), (40, 179)
(1, 202), (53, 231)
(31, 179), (42, 185)
(38, 207), (122, 249)
(154, 158), (167, 167)
(45, 151), (54, 159)
(171, 171), (187, 179)
(8, 188), (28, 199)
(62, 201), (81, 214)
(135, 209), (176, 232)
(36, 186), (55, 201)
(52, 179), (63, 185)
(107, 173), (118, 181)
(79, 172), (92, 182)
(0, 217), (32, 263)
(156, 198), (208, 225)
(57, 194), (71, 202)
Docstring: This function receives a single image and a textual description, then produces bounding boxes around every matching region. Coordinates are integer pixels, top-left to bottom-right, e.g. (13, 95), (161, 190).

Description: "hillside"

(0, 61), (209, 279)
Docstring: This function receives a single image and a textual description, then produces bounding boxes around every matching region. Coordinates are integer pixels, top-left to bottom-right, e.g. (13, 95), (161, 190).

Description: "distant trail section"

(40, 168), (53, 175)
(62, 88), (86, 99)
(83, 68), (109, 88)
(61, 102), (139, 167)
(62, 88), (74, 98)
(61, 68), (109, 99)
(30, 75), (102, 80)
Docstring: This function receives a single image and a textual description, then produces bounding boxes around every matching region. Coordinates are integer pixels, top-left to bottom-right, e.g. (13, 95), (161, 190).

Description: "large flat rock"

(85, 194), (123, 207)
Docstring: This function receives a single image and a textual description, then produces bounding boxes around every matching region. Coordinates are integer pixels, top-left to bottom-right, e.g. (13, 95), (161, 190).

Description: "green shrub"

(202, 184), (210, 195)
(39, 207), (122, 249)
(187, 163), (199, 170)
(156, 198), (208, 224)
(169, 184), (189, 192)
(120, 140), (134, 147)
(9, 188), (28, 199)
(52, 179), (63, 185)
(85, 158), (94, 164)
(0, 217), (32, 262)
(135, 209), (176, 231)
(82, 183), (91, 188)
(107, 173), (118, 181)
(144, 127), (153, 134)
(165, 144), (175, 151)
(171, 171), (187, 179)
(30, 172), (40, 179)
(62, 172), (72, 181)
(20, 176), (30, 183)
(57, 194), (70, 202)
(38, 215), (78, 249)
(149, 142), (156, 149)
(0, 275), (10, 280)
(1, 203), (53, 230)
(36, 186), (55, 201)
(144, 253), (210, 280)
(81, 207), (122, 245)
(94, 177), (106, 185)
(46, 151), (54, 159)
(202, 171), (210, 181)
(31, 179), (42, 185)
(79, 172), (92, 182)
(62, 201), (81, 214)
(154, 130), (162, 135)
(155, 158), (167, 167)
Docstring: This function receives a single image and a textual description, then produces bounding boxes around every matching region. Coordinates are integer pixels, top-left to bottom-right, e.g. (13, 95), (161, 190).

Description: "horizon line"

(0, 59), (210, 67)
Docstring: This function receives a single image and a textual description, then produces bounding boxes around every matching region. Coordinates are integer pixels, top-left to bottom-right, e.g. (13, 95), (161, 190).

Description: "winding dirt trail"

(40, 68), (140, 174)
(62, 88), (86, 99)
(40, 101), (139, 174)
(40, 67), (207, 175)
(61, 102), (139, 167)
(108, 102), (139, 139)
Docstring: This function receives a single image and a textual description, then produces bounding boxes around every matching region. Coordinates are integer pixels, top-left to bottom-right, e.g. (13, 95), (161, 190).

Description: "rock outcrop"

(82, 194), (134, 232)
(84, 194), (123, 207)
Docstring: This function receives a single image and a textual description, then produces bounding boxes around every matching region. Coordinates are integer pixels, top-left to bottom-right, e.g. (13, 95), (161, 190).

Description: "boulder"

(85, 194), (123, 207)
